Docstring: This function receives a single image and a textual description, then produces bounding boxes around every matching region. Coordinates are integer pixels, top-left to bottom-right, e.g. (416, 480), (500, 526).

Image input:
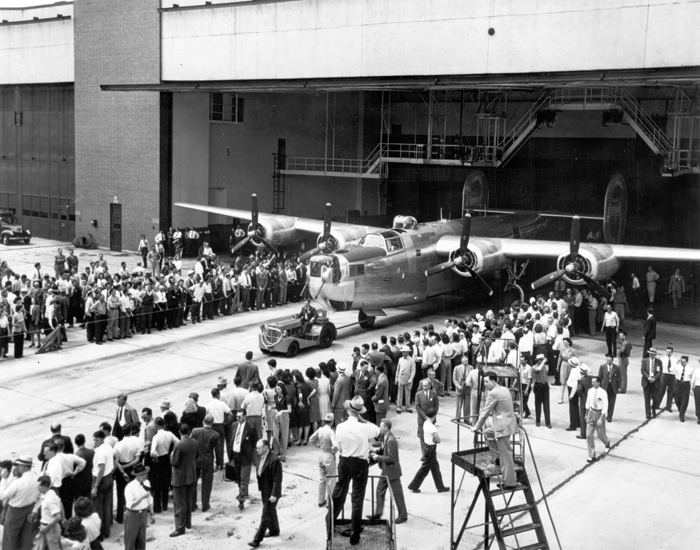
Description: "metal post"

(325, 92), (329, 174)
(427, 91), (434, 160)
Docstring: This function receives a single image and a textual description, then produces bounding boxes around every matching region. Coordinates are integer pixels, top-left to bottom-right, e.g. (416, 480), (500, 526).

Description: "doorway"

(110, 203), (122, 251)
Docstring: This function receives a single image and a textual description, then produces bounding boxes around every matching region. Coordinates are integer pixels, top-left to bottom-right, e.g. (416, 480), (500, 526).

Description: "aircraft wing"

(174, 202), (383, 245)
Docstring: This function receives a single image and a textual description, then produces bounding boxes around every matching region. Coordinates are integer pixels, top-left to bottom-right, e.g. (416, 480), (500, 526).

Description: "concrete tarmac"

(0, 240), (699, 550)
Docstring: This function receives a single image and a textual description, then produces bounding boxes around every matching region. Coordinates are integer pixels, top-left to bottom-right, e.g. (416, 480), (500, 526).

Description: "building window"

(209, 93), (244, 123)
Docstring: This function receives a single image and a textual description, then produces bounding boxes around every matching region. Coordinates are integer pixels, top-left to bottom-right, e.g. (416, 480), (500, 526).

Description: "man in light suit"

(641, 348), (663, 419)
(668, 269), (686, 309)
(598, 354), (621, 422)
(191, 414), (219, 512)
(372, 365), (390, 426)
(415, 379), (439, 454)
(114, 393), (139, 441)
(471, 372), (519, 488)
(368, 419), (407, 523)
(170, 424), (199, 538)
(231, 409), (259, 510)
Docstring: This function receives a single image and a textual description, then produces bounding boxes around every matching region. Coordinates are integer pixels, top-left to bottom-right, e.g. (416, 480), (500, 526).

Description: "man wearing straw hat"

(326, 396), (380, 546)
(0, 455), (39, 550)
(124, 463), (154, 549)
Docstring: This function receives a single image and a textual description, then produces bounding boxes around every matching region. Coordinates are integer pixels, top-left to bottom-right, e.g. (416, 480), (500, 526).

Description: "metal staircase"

(450, 346), (561, 550)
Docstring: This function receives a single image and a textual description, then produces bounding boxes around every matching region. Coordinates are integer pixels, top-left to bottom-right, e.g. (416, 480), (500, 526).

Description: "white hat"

(401, 345), (411, 352)
(336, 362), (347, 374)
(536, 353), (545, 360)
(568, 357), (581, 367)
(579, 363), (590, 373)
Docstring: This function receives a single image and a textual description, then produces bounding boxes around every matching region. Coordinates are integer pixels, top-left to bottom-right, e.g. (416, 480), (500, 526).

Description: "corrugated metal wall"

(0, 85), (75, 240)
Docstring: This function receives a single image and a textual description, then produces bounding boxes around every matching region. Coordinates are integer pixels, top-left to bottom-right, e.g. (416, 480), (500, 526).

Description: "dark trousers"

(643, 338), (653, 358)
(606, 388), (617, 420)
(694, 387), (700, 420)
(212, 423), (225, 468)
(643, 382), (658, 418)
(408, 444), (446, 491)
(1, 503), (35, 550)
(605, 326), (617, 356)
(254, 498), (280, 543)
(124, 509), (148, 550)
(327, 456), (369, 543)
(658, 374), (676, 410)
(579, 391), (588, 437)
(141, 306), (153, 332)
(674, 381), (691, 418)
(94, 314), (107, 343)
(375, 475), (407, 520)
(521, 383), (531, 417)
(59, 477), (75, 520)
(223, 422), (234, 462)
(115, 464), (134, 523)
(173, 483), (195, 532)
(568, 391), (580, 430)
(195, 464), (214, 509)
(533, 382), (551, 425)
(13, 332), (24, 358)
(152, 454), (171, 513)
(93, 474), (113, 538)
(85, 313), (95, 342)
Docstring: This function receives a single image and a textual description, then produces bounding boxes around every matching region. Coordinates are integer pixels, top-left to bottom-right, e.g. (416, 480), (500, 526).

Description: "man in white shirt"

(691, 360), (700, 426)
(407, 407), (449, 494)
(672, 356), (693, 423)
(242, 384), (265, 439)
(0, 455), (40, 550)
(205, 388), (231, 468)
(600, 304), (620, 356)
(585, 377), (610, 462)
(114, 424), (145, 524)
(37, 476), (63, 549)
(658, 346), (677, 413)
(327, 396), (380, 546)
(91, 430), (115, 539)
(150, 417), (179, 514)
(123, 463), (153, 550)
(308, 413), (338, 507)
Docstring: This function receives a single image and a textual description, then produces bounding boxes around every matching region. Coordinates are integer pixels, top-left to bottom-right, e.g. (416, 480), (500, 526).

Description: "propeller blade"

(460, 214), (471, 252)
(260, 239), (278, 256)
(323, 203), (332, 237)
(570, 216), (580, 256)
(530, 269), (566, 290)
(578, 272), (611, 299)
(251, 194), (259, 229)
(230, 235), (251, 255)
(299, 247), (321, 263)
(465, 266), (494, 296)
(426, 261), (455, 277)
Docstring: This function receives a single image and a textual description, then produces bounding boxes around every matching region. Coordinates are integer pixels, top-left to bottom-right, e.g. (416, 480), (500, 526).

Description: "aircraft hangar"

(1, 0), (699, 259)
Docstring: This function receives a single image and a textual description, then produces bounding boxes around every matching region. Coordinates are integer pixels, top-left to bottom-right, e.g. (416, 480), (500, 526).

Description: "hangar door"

(0, 86), (76, 240)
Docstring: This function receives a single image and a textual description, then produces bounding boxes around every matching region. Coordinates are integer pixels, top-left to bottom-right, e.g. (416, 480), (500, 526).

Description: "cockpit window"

(385, 237), (403, 252)
(309, 256), (341, 283)
(358, 234), (385, 249)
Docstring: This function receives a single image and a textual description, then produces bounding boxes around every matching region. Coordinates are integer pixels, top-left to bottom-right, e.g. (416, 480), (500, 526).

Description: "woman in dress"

(263, 376), (278, 445)
(557, 337), (577, 403)
(273, 382), (292, 462)
(28, 296), (42, 348)
(11, 304), (25, 359)
(293, 369), (311, 445)
(54, 248), (66, 280)
(317, 365), (332, 418)
(306, 367), (320, 435)
(0, 306), (10, 360)
(532, 323), (547, 363)
(281, 370), (298, 444)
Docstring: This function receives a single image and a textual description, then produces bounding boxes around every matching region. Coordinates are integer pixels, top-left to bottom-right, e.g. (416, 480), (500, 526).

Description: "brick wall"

(74, 0), (163, 252)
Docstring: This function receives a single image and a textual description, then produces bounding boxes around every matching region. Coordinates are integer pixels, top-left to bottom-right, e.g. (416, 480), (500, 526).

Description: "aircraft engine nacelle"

(559, 245), (621, 285)
(328, 226), (369, 250)
(463, 239), (509, 276)
(256, 217), (299, 247)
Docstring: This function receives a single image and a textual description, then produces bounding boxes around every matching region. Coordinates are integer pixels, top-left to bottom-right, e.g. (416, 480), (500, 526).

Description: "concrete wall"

(74, 0), (163, 252)
(0, 2), (74, 85)
(172, 93), (209, 229)
(161, 0), (700, 82)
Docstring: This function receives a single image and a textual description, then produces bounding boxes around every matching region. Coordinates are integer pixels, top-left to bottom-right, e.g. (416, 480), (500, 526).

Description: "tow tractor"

(258, 308), (337, 357)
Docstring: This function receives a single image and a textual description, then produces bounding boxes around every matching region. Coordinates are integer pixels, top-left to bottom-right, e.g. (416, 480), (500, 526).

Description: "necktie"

(681, 365), (686, 381)
(594, 389), (598, 410)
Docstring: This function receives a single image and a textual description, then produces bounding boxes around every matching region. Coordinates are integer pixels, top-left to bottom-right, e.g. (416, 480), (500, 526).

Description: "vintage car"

(258, 308), (336, 357)
(0, 210), (31, 245)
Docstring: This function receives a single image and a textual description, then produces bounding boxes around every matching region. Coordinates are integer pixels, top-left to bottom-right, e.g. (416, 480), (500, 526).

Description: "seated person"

(296, 299), (317, 335)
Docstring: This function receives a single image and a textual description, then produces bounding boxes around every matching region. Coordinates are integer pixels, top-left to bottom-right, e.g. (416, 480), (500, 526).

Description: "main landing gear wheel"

(286, 340), (300, 358)
(319, 323), (336, 349)
(358, 311), (376, 330)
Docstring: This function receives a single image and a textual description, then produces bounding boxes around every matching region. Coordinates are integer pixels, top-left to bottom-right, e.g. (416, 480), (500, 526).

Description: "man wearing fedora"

(327, 396), (381, 546)
(308, 413), (338, 508)
(247, 439), (283, 548)
(331, 363), (352, 425)
(565, 357), (582, 432)
(124, 463), (153, 550)
(395, 345), (416, 414)
(576, 364), (593, 439)
(0, 455), (40, 550)
(641, 347), (663, 419)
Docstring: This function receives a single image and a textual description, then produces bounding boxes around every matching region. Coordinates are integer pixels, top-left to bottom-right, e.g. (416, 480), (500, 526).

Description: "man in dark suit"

(297, 298), (317, 335)
(598, 354), (621, 421)
(368, 419), (407, 523)
(37, 423), (73, 465)
(114, 393), (140, 441)
(372, 365), (390, 426)
(331, 363), (352, 425)
(415, 379), (439, 453)
(236, 351), (260, 390)
(576, 364), (593, 439)
(247, 439), (283, 548)
(191, 414), (219, 512)
(641, 348), (663, 419)
(232, 409), (259, 510)
(643, 307), (656, 358)
(169, 424), (199, 538)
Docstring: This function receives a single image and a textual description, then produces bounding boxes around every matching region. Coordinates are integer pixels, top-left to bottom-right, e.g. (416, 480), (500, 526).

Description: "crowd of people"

(2, 237), (699, 549)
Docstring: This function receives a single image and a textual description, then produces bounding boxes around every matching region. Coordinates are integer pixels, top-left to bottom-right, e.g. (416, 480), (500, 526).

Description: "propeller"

(530, 216), (611, 299)
(299, 203), (336, 262)
(230, 194), (278, 256)
(425, 215), (494, 296)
